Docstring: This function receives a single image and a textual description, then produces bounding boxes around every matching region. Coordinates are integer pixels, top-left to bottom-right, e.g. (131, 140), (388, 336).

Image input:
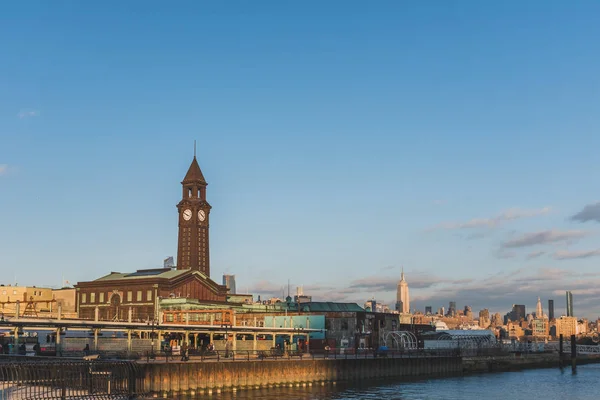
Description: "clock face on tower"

(198, 210), (206, 222)
(183, 209), (192, 221)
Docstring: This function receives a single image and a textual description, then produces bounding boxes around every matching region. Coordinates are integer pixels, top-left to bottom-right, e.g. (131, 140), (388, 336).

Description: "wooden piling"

(570, 334), (577, 374)
(558, 334), (564, 369)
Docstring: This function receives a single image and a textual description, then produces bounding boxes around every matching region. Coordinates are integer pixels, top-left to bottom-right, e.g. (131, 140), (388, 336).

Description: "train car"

(0, 330), (40, 356)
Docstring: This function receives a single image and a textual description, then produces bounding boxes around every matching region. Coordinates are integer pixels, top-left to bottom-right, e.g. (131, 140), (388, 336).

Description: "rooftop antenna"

(287, 279), (290, 298)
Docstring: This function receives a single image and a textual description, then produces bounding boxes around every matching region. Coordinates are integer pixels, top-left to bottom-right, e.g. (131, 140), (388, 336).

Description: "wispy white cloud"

(0, 164), (9, 176)
(495, 250), (517, 259)
(553, 249), (600, 260)
(429, 207), (552, 231)
(17, 109), (40, 119)
(526, 251), (546, 260)
(501, 229), (591, 249)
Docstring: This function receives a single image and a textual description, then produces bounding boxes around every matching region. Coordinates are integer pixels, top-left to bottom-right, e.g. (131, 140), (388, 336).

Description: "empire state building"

(396, 269), (410, 314)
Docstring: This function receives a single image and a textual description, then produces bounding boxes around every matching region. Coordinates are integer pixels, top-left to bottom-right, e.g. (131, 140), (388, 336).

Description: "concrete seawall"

(141, 353), (600, 397)
(142, 357), (462, 397)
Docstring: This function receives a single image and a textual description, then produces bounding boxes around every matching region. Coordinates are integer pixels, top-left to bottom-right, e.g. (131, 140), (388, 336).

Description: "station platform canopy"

(421, 329), (497, 343)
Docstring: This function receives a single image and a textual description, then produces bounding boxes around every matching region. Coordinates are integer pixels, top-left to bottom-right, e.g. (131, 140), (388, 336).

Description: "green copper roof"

(94, 268), (188, 281)
(300, 302), (365, 312)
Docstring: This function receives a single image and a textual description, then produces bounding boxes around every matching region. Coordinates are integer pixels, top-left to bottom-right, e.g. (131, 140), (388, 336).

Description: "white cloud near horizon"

(245, 266), (600, 318)
(501, 229), (591, 249)
(0, 164), (9, 176)
(429, 207), (552, 231)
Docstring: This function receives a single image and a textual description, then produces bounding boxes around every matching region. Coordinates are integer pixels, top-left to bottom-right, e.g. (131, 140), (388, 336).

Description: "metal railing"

(138, 347), (472, 363)
(0, 358), (145, 399)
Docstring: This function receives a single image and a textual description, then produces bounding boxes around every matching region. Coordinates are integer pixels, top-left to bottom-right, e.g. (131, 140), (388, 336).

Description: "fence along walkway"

(0, 359), (145, 399)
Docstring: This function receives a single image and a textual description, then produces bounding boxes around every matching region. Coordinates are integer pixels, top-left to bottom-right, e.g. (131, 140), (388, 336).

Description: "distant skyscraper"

(425, 306), (432, 315)
(464, 305), (473, 319)
(566, 291), (574, 317)
(294, 286), (312, 303)
(479, 309), (490, 328)
(223, 274), (236, 294)
(535, 297), (543, 318)
(396, 268), (410, 313)
(548, 299), (555, 320)
(448, 301), (456, 317)
(163, 256), (175, 268)
(511, 304), (526, 321)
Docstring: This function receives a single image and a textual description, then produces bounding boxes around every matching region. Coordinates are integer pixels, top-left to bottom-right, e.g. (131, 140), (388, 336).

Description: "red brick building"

(75, 155), (228, 321)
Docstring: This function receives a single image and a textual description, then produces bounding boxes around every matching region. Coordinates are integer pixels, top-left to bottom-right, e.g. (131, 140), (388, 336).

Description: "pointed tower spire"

(182, 152), (207, 184)
(396, 266), (410, 314)
(536, 296), (543, 318)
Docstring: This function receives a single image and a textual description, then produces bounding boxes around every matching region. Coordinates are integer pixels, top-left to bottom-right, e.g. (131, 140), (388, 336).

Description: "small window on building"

(90, 293), (96, 303)
(188, 188), (192, 197)
(99, 292), (104, 303)
(127, 291), (132, 302)
(82, 293), (87, 304)
(341, 320), (349, 330)
(33, 291), (37, 296)
(147, 290), (152, 301)
(137, 291), (142, 301)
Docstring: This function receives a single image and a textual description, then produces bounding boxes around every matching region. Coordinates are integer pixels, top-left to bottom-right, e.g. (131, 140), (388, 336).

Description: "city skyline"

(2, 2), (600, 318)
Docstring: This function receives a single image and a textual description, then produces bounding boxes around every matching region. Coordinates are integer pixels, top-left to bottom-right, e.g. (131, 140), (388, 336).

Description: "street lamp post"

(292, 326), (306, 352)
(147, 318), (159, 360)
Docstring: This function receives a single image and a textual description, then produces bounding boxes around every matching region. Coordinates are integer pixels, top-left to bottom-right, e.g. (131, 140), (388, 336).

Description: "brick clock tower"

(176, 155), (212, 276)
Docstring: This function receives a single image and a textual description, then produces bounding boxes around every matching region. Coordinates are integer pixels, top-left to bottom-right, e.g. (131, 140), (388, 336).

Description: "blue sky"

(2, 1), (600, 318)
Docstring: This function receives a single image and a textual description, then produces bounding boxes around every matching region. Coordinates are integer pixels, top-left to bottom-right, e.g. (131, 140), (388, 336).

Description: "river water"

(173, 364), (600, 399)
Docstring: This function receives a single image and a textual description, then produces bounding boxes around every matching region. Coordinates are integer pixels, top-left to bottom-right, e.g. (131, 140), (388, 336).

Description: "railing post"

(88, 361), (94, 395)
(128, 363), (136, 399)
(61, 371), (67, 400)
